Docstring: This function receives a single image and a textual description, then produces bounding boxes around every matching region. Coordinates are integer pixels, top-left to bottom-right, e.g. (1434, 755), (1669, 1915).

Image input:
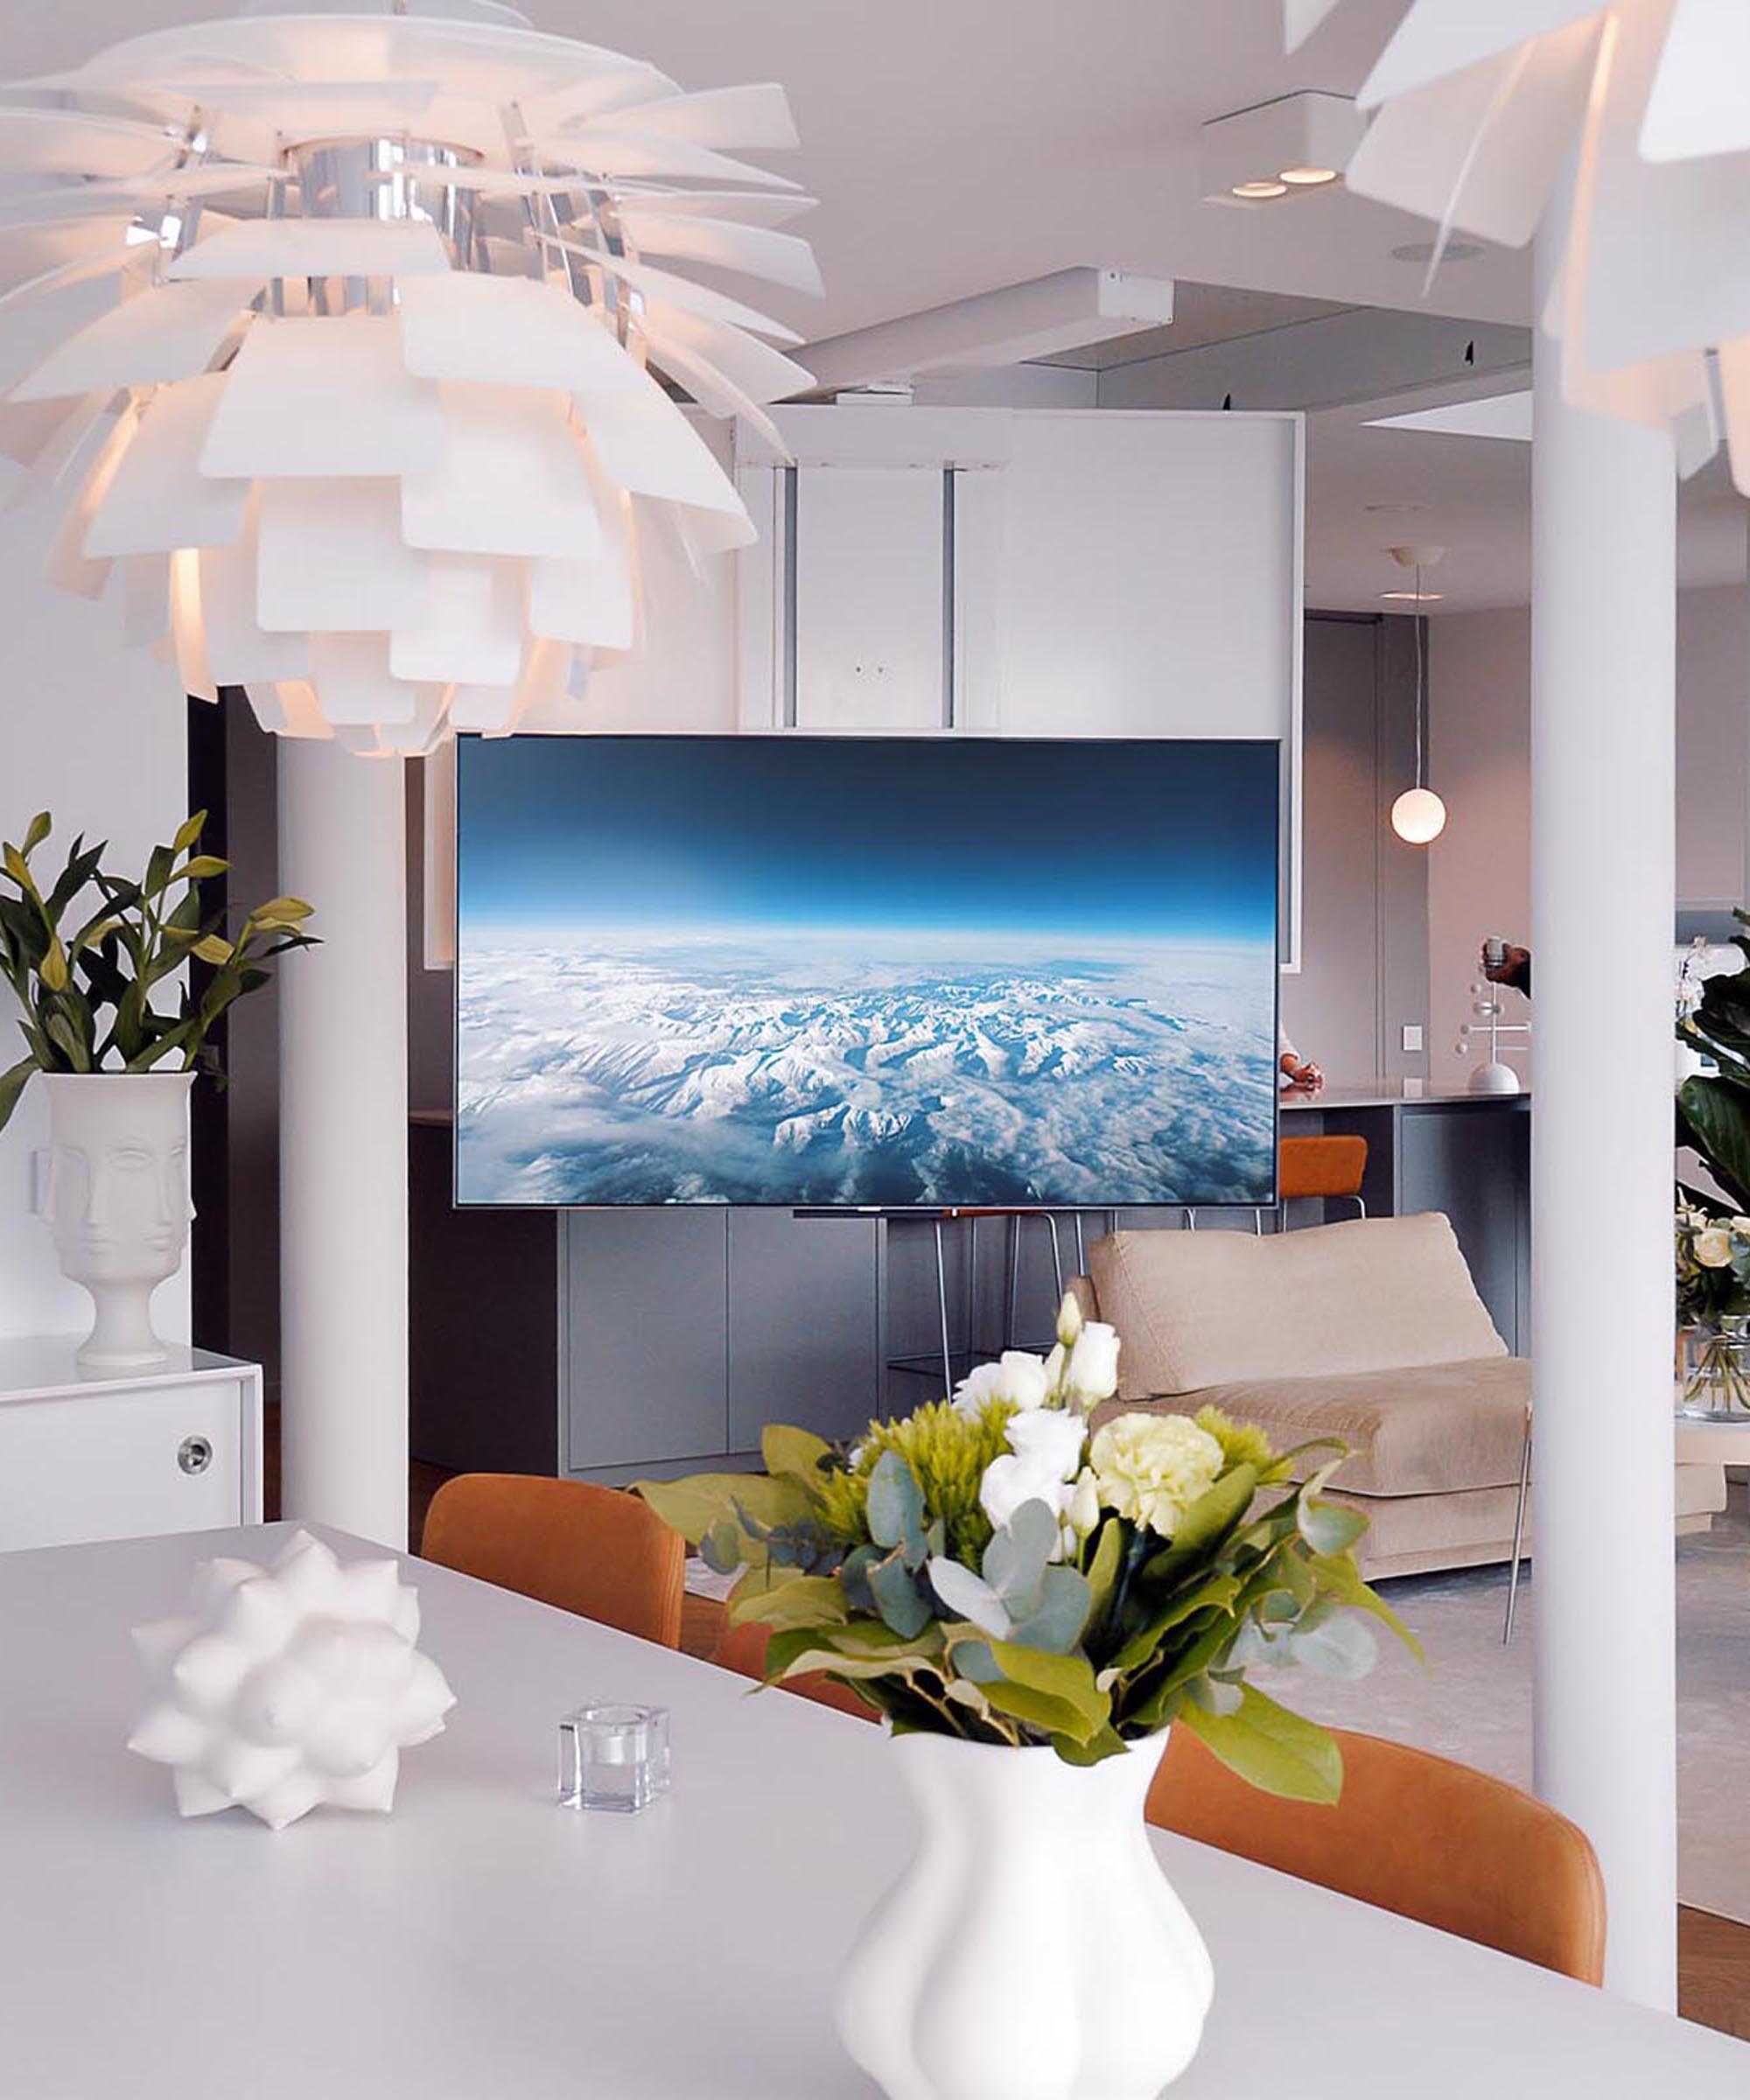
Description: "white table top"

(0, 1522), (1743, 2099)
(0, 1335), (257, 1403)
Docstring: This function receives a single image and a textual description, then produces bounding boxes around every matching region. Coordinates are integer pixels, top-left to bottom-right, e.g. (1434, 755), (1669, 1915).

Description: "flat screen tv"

(454, 734), (1278, 1209)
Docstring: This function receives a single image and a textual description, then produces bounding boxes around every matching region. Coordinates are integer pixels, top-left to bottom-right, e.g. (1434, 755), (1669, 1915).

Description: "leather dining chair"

(1148, 1722), (1606, 1984)
(422, 1474), (686, 1648)
(714, 1614), (879, 1722)
(1270, 1132), (1368, 1232)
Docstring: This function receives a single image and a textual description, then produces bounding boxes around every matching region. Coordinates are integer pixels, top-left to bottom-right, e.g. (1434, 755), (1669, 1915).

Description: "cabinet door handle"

(177, 1435), (214, 1477)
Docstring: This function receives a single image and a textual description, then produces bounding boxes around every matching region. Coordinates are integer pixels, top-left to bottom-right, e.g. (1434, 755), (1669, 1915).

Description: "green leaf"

(987, 1641), (1110, 1735)
(1004, 1565), (1093, 1655)
(1307, 1550), (1424, 1663)
(868, 1551), (933, 1638)
(37, 939), (68, 993)
(1110, 1572), (1242, 1674)
(1140, 1463), (1258, 1582)
(984, 1498), (1058, 1603)
(175, 855), (229, 883)
(21, 812), (50, 856)
(1176, 1683), (1344, 1804)
(633, 1471), (808, 1548)
(1286, 1608), (1378, 1680)
(191, 934), (234, 966)
(1084, 1516), (1125, 1628)
(1049, 1724), (1130, 1767)
(761, 1423), (831, 1483)
(866, 1450), (924, 1551)
(3, 843), (36, 892)
(0, 1054), (33, 1134)
(980, 1677), (1100, 1744)
(1679, 1075), (1750, 1213)
(172, 811), (206, 855)
(726, 1572), (849, 1633)
(1298, 1496), (1368, 1557)
(249, 894), (314, 924)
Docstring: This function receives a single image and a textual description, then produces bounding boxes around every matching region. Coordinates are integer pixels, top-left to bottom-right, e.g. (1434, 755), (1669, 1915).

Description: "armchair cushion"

(1088, 1213), (1507, 1400)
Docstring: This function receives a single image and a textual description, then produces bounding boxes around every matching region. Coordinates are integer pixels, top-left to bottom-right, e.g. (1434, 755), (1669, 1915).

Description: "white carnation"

(1089, 1413), (1225, 1541)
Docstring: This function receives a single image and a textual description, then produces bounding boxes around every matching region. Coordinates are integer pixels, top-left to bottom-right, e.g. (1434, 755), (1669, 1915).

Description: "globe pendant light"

(1387, 545), (1446, 846)
(0, 0), (820, 755)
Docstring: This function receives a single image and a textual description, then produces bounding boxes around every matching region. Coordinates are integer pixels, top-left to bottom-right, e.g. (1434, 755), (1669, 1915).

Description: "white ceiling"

(11, 2), (1744, 612)
(9, 0), (1530, 345)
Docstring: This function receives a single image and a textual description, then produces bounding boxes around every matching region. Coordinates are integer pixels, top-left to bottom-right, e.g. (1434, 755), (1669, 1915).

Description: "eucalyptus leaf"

(1004, 1565), (1093, 1655)
(1298, 1496), (1367, 1557)
(1286, 1609), (1378, 1681)
(928, 1555), (1012, 1639)
(867, 1450), (924, 1552)
(868, 1552), (933, 1638)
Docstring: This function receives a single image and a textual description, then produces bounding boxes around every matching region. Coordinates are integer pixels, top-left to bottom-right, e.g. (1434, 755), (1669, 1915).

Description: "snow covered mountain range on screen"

(457, 933), (1276, 1208)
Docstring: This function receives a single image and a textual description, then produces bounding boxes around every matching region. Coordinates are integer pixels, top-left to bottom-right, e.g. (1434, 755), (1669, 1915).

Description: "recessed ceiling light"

(1390, 238), (1484, 264)
(1379, 589), (1444, 602)
(1232, 179), (1288, 200)
(1279, 165), (1339, 186)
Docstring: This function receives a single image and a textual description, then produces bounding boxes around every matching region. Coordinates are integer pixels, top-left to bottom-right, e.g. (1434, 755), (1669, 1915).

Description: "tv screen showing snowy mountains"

(455, 736), (1279, 1209)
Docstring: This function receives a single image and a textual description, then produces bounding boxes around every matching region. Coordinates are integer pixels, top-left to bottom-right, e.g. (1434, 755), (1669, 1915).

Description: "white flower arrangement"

(641, 1295), (1414, 1796)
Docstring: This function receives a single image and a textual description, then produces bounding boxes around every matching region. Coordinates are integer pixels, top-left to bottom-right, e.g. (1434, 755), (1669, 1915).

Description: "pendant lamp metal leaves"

(1312, 0), (1750, 490)
(0, 2), (820, 754)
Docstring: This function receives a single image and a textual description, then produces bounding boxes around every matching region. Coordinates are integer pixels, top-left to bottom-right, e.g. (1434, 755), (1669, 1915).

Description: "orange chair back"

(1149, 1724), (1605, 1984)
(422, 1474), (685, 1648)
(1278, 1133), (1368, 1202)
(715, 1614), (878, 1723)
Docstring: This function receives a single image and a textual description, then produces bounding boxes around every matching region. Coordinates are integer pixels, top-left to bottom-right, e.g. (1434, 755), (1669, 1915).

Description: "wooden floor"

(270, 1423), (1750, 2045)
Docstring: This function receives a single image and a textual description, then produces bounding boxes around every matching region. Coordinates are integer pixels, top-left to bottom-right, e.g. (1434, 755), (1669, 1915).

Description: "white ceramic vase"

(40, 1071), (194, 1371)
(834, 1731), (1213, 2100)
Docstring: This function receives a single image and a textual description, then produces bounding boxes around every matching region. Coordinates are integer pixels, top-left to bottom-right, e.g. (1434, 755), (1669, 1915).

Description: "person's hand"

(1480, 942), (1531, 990)
(1281, 1056), (1324, 1092)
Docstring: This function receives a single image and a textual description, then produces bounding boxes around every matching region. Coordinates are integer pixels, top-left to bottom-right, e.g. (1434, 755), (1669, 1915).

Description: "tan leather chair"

(422, 1474), (685, 1648)
(1149, 1722), (1606, 1984)
(1278, 1133), (1368, 1214)
(714, 1614), (879, 1723)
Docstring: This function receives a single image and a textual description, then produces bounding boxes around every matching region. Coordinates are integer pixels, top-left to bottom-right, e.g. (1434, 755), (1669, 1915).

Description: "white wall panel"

(0, 505), (189, 1341)
(794, 466), (946, 731)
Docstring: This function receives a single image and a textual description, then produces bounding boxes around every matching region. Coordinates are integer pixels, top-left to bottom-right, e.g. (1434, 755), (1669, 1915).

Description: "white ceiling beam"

(799, 268), (1175, 393)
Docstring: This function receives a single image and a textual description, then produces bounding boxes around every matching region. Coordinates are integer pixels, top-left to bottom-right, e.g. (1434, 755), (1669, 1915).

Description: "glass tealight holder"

(558, 1702), (670, 1814)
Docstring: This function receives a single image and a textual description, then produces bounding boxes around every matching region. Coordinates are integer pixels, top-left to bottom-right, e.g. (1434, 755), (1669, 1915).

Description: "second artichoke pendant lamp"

(0, 0), (820, 756)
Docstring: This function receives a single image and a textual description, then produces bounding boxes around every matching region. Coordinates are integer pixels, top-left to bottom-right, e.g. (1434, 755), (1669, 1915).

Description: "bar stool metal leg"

(1044, 1213), (1064, 1302)
(1004, 1215), (1020, 1351)
(933, 1219), (954, 1400)
(1503, 1415), (1532, 1644)
(1073, 1211), (1088, 1276)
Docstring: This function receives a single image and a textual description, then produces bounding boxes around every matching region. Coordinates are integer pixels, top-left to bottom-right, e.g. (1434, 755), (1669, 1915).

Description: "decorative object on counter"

(639, 1295), (1415, 2100)
(0, 4), (819, 754)
(558, 1702), (671, 1814)
(1457, 979), (1530, 1096)
(0, 810), (315, 1367)
(1675, 1206), (1750, 1419)
(1385, 545), (1446, 846)
(128, 1528), (455, 1830)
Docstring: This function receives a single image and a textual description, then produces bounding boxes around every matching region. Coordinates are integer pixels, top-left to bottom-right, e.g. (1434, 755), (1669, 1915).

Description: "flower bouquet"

(639, 1296), (1416, 2100)
(1676, 1203), (1750, 1414)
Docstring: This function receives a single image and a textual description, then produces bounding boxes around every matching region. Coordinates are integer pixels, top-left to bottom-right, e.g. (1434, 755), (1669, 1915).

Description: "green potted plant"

(1675, 919), (1750, 1412)
(0, 810), (315, 1367)
(639, 1296), (1414, 2100)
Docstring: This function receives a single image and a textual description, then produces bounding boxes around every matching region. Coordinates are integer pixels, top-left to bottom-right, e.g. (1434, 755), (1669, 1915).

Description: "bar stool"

(1267, 1134), (1368, 1234)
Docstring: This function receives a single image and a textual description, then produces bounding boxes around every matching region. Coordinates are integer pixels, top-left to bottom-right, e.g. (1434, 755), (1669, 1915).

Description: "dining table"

(1, 1519), (1745, 2098)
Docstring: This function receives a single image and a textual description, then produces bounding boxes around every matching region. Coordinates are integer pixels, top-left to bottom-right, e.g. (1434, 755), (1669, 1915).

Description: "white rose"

(1089, 1413), (1225, 1541)
(1696, 1228), (1734, 1270)
(978, 1408), (1089, 1546)
(1056, 1290), (1085, 1348)
(1061, 1323), (1122, 1404)
(953, 1350), (1052, 1417)
(1067, 1466), (1101, 1538)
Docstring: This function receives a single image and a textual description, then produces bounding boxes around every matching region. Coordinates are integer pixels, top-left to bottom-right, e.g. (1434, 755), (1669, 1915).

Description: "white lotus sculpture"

(1293, 0), (1750, 486)
(128, 1529), (456, 1830)
(0, 1), (818, 752)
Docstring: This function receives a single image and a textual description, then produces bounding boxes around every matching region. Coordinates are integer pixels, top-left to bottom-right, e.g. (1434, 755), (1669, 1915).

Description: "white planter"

(835, 1730), (1213, 2100)
(40, 1071), (194, 1371)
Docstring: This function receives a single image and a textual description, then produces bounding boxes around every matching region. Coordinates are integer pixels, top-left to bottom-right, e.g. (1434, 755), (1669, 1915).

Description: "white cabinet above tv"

(575, 402), (1305, 964)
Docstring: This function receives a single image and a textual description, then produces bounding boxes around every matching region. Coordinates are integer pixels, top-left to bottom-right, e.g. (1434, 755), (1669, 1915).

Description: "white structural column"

(1530, 248), (1678, 2003)
(277, 742), (410, 1549)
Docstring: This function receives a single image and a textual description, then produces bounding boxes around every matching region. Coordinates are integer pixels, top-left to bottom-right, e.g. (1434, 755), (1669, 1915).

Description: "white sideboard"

(0, 1339), (262, 1553)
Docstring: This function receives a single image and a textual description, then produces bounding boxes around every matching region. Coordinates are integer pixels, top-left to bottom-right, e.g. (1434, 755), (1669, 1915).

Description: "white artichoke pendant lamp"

(1288, 0), (1750, 491)
(1387, 546), (1446, 847)
(0, 0), (820, 753)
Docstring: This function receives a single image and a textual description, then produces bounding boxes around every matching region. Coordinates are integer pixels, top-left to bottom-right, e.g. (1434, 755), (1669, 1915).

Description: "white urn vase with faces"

(41, 1072), (195, 1370)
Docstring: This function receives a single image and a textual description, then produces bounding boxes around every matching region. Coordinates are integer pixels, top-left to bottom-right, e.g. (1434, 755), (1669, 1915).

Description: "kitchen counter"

(1280, 1084), (1529, 1112)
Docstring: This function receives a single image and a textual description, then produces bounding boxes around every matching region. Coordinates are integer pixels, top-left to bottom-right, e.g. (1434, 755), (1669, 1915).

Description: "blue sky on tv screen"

(458, 736), (1276, 947)
(455, 737), (1278, 1209)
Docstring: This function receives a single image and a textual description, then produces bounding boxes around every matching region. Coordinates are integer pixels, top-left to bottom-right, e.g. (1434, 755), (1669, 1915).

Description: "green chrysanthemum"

(1194, 1404), (1277, 1474)
(816, 1399), (1017, 1567)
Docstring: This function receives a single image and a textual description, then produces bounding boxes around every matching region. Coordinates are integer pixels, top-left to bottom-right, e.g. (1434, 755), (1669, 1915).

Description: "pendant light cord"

(1414, 564), (1426, 789)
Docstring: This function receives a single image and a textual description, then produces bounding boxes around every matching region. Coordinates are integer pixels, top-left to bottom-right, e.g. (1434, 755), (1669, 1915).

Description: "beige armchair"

(1073, 1213), (1724, 1580)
